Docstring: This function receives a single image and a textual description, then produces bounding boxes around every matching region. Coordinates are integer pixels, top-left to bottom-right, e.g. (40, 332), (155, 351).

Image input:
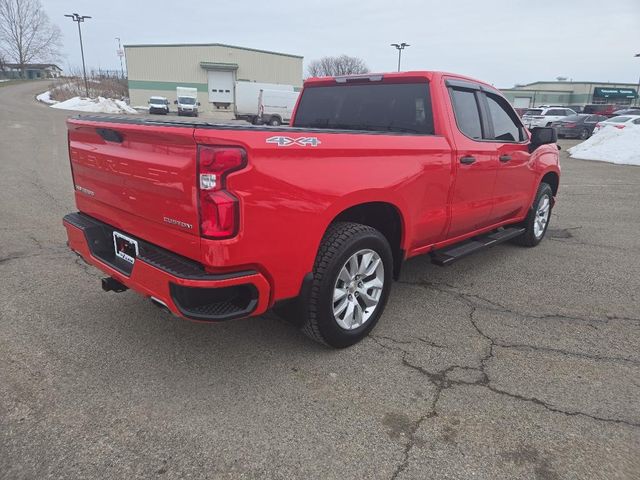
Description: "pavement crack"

(398, 278), (637, 327)
(496, 343), (640, 366)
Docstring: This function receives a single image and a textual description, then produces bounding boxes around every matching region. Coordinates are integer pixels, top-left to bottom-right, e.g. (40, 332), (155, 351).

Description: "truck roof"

(303, 71), (497, 92)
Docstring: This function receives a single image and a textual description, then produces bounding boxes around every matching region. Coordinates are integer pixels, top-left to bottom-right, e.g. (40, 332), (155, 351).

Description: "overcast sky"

(43, 0), (640, 87)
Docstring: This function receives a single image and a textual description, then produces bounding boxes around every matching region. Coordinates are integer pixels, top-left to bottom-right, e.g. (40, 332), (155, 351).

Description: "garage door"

(208, 71), (234, 104)
(514, 97), (532, 108)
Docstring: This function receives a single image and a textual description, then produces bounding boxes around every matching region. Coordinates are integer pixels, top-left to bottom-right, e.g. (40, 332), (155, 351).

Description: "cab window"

(449, 88), (483, 140)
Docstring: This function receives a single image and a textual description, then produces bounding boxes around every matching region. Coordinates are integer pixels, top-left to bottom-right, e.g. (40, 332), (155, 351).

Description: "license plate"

(113, 231), (139, 265)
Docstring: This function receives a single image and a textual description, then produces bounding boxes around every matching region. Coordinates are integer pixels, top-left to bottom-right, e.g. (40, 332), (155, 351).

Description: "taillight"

(197, 146), (247, 238)
(615, 125), (626, 129)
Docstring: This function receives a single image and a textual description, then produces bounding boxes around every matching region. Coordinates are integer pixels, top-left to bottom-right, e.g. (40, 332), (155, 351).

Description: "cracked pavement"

(1, 81), (639, 479)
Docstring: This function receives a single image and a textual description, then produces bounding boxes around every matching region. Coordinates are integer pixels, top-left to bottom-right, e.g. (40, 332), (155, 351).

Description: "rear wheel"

(301, 222), (393, 348)
(512, 182), (553, 247)
(269, 116), (282, 126)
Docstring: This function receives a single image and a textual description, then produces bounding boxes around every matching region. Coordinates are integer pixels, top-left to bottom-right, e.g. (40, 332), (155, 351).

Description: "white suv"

(522, 107), (577, 129)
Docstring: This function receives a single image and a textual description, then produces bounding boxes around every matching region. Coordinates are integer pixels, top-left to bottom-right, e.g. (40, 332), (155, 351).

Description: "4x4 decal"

(266, 136), (321, 147)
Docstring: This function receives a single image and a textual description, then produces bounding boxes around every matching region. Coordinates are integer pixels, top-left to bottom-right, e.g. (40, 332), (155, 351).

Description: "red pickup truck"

(63, 71), (560, 347)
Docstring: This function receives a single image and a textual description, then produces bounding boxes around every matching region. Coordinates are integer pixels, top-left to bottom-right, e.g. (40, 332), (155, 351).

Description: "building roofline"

(499, 88), (572, 93)
(123, 42), (303, 59)
(517, 80), (638, 87)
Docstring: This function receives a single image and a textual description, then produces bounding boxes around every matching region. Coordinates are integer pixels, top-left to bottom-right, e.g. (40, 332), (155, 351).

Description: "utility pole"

(116, 37), (125, 78)
(635, 54), (640, 107)
(391, 43), (410, 72)
(65, 13), (91, 97)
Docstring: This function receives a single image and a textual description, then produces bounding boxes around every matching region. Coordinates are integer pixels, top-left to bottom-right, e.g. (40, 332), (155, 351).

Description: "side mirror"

(174, 100), (178, 104)
(197, 102), (201, 106)
(528, 127), (557, 153)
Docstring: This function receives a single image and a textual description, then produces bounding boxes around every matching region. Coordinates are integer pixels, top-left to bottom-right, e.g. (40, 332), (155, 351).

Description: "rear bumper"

(63, 212), (270, 321)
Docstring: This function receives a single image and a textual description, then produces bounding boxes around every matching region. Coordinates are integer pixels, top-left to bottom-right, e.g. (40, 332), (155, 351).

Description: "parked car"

(582, 104), (621, 117)
(552, 114), (607, 139)
(592, 115), (640, 134)
(63, 71), (560, 348)
(148, 96), (170, 115)
(612, 108), (640, 116)
(522, 107), (577, 129)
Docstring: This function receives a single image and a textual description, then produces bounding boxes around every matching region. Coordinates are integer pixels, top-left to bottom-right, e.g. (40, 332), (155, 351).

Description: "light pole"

(391, 43), (410, 72)
(65, 13), (91, 97)
(635, 53), (640, 107)
(116, 37), (125, 78)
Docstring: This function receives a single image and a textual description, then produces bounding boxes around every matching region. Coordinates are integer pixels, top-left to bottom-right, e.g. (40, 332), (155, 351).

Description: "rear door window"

(449, 88), (483, 140)
(292, 82), (434, 134)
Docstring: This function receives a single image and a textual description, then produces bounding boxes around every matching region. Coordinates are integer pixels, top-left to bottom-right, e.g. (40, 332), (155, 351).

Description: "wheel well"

(541, 172), (559, 196)
(332, 202), (404, 279)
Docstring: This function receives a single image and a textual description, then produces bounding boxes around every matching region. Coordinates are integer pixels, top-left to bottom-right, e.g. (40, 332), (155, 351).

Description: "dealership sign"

(593, 87), (637, 99)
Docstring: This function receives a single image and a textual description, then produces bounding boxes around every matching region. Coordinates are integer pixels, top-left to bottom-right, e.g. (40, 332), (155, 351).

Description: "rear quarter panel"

(194, 127), (452, 300)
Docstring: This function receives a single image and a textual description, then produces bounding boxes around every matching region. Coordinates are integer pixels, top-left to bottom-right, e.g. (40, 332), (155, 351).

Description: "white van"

(175, 86), (200, 117)
(258, 89), (300, 126)
(234, 82), (294, 123)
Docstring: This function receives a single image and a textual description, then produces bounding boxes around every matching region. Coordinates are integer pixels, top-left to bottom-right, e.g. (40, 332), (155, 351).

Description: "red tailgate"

(67, 118), (201, 261)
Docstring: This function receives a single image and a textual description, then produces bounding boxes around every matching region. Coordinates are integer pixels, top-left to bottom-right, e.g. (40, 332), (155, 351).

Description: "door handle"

(460, 155), (476, 165)
(499, 154), (512, 163)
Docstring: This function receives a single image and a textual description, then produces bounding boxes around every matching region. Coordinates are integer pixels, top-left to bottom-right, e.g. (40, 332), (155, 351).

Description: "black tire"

(300, 222), (393, 348)
(579, 128), (590, 140)
(269, 116), (282, 126)
(511, 182), (553, 247)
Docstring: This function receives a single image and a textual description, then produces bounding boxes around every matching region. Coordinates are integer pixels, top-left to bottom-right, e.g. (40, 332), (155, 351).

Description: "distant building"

(0, 63), (63, 80)
(124, 42), (303, 113)
(501, 81), (639, 108)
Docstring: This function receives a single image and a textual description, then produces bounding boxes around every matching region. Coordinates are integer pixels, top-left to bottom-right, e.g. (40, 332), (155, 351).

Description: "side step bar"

(430, 227), (525, 266)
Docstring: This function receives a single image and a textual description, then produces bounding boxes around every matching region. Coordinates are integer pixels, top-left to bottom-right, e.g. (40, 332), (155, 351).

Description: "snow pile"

(36, 91), (58, 104)
(50, 96), (138, 114)
(568, 127), (640, 166)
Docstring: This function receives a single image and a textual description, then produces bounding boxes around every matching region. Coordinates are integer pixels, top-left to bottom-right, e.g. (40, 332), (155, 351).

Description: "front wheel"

(512, 182), (553, 247)
(301, 222), (393, 348)
(579, 128), (590, 140)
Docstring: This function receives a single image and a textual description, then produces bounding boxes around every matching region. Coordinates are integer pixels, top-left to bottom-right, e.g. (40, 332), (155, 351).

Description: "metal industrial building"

(501, 80), (639, 109)
(124, 43), (303, 113)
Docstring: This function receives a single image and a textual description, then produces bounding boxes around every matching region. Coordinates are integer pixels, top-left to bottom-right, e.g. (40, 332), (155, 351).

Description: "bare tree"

(0, 0), (62, 78)
(307, 55), (370, 78)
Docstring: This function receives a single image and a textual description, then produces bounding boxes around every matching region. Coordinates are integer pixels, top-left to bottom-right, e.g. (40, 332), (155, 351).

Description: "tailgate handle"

(96, 128), (123, 143)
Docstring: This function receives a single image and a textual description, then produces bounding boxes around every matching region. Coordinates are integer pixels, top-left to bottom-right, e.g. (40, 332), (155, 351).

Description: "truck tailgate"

(67, 118), (201, 260)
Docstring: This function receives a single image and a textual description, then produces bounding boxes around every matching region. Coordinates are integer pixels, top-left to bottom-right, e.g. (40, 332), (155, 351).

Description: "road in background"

(1, 81), (639, 479)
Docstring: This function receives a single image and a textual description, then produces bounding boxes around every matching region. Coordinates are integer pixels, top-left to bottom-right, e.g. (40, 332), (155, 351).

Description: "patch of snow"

(50, 96), (138, 114)
(0, 79), (10, 83)
(568, 127), (640, 166)
(36, 91), (58, 104)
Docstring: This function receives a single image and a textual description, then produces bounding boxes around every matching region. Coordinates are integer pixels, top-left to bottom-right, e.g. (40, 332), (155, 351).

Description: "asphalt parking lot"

(1, 81), (639, 479)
